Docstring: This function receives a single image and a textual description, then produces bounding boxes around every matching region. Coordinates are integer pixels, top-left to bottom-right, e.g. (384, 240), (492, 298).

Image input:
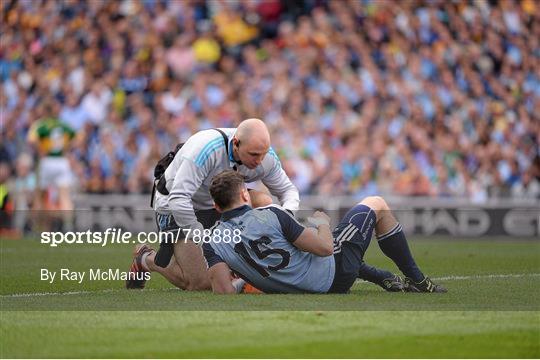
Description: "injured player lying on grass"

(127, 170), (446, 294)
(203, 170), (447, 294)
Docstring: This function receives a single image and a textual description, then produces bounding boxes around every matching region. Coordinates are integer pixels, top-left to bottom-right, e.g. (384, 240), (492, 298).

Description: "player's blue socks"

(358, 262), (395, 284)
(377, 223), (424, 283)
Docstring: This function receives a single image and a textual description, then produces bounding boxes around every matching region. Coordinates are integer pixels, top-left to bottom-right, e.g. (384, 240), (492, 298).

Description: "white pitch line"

(0, 287), (177, 298)
(1, 273), (540, 298)
(1, 289), (116, 298)
(432, 273), (540, 281)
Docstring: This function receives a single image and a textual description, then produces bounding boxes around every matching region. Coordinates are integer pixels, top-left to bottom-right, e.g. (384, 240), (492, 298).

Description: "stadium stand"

(1, 0), (539, 203)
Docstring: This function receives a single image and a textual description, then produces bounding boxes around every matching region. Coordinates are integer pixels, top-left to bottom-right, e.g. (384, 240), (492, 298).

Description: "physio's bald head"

(236, 118), (270, 147)
(234, 118), (271, 169)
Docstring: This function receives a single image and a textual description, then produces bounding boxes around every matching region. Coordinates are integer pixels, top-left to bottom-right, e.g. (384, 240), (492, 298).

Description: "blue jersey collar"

(221, 204), (252, 222)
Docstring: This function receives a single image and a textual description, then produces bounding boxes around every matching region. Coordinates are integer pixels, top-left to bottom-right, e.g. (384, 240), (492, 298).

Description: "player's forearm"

(316, 224), (334, 256)
(296, 227), (334, 257)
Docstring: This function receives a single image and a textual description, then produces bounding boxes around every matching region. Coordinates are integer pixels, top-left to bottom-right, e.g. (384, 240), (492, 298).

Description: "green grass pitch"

(1, 237), (539, 358)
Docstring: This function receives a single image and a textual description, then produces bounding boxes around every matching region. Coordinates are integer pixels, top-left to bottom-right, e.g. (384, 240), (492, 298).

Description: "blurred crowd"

(1, 0), (539, 207)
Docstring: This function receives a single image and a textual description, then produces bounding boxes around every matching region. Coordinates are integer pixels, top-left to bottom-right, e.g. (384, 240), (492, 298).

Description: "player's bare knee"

(360, 196), (388, 211)
(360, 196), (389, 221)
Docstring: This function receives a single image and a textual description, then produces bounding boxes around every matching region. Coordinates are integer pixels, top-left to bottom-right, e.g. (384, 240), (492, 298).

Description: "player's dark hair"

(210, 170), (245, 210)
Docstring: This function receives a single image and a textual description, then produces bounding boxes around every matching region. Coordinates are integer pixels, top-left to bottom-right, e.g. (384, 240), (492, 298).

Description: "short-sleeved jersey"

(153, 128), (300, 232)
(28, 118), (75, 157)
(203, 204), (335, 294)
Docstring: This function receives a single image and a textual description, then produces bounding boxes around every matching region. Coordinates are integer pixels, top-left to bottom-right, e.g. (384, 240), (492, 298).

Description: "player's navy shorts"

(328, 204), (376, 293)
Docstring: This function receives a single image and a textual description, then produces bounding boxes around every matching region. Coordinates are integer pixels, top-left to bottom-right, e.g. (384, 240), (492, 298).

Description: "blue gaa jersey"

(203, 205), (335, 294)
